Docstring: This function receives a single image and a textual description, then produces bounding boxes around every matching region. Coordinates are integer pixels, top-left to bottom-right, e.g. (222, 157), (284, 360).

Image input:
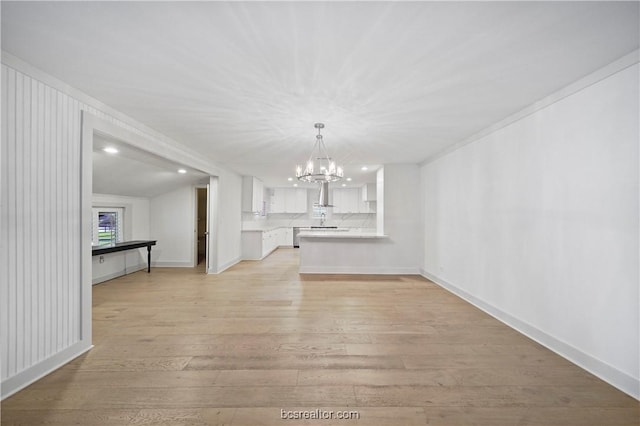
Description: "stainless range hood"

(316, 181), (333, 207)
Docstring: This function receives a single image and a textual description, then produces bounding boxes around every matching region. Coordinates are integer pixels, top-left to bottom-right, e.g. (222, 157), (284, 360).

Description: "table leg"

(147, 245), (151, 273)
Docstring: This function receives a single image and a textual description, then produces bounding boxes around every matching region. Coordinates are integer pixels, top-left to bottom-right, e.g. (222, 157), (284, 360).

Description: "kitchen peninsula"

(297, 228), (389, 273)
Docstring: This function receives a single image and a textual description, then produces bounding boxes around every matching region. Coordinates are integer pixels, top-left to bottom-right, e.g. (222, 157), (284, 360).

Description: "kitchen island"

(298, 229), (392, 274)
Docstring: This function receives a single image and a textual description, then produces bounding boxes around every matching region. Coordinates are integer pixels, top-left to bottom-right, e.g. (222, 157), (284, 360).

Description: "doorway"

(195, 186), (209, 268)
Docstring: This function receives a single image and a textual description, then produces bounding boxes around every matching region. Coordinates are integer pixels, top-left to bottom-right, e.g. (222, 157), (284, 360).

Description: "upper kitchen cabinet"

(242, 176), (264, 213)
(332, 188), (361, 213)
(270, 188), (307, 213)
(360, 183), (377, 213)
(361, 183), (376, 202)
(333, 186), (376, 214)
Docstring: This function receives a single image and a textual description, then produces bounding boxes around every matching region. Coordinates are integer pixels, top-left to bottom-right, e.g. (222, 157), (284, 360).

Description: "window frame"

(92, 207), (124, 246)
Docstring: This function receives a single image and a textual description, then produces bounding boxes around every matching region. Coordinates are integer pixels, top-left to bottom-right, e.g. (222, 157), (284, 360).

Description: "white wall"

(149, 185), (195, 267)
(420, 61), (639, 398)
(91, 193), (150, 283)
(213, 169), (242, 273)
(382, 165), (422, 269)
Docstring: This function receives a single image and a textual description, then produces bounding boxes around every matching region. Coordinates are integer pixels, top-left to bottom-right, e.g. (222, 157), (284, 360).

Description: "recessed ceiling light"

(178, 169), (187, 174)
(287, 177), (293, 181)
(342, 183), (347, 187)
(293, 183), (298, 187)
(103, 147), (118, 154)
(320, 166), (326, 171)
(346, 177), (352, 182)
(361, 166), (368, 171)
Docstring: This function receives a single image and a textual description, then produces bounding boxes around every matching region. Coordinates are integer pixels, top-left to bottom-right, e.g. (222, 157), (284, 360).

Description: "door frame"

(81, 111), (221, 345)
(194, 185), (209, 269)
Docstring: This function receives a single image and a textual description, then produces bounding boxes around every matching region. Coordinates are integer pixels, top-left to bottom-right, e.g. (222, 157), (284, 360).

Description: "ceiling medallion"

(295, 123), (344, 183)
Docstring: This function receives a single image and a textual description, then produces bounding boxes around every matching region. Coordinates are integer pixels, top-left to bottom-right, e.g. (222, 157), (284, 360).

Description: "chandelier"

(296, 123), (344, 182)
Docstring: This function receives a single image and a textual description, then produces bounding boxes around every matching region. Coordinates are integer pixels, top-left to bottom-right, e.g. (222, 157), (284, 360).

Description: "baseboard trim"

(1, 340), (93, 400)
(242, 246), (278, 262)
(211, 257), (241, 274)
(151, 261), (194, 267)
(300, 265), (420, 274)
(92, 264), (146, 285)
(420, 269), (640, 400)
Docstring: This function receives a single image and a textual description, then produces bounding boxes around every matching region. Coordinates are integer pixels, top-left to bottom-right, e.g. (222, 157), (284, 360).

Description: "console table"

(92, 240), (157, 273)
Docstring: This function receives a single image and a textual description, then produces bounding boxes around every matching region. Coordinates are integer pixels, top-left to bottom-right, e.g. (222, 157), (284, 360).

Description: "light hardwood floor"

(2, 248), (638, 425)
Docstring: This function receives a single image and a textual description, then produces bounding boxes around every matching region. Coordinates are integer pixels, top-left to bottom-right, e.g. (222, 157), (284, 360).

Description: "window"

(92, 207), (123, 246)
(311, 205), (327, 219)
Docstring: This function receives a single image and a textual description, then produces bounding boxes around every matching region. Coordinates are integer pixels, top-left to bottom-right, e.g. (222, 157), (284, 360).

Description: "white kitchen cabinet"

(282, 228), (293, 246)
(359, 198), (376, 213)
(361, 183), (376, 201)
(242, 228), (293, 260)
(261, 229), (278, 258)
(359, 183), (377, 213)
(292, 188), (308, 213)
(270, 188), (307, 213)
(270, 188), (286, 213)
(241, 231), (262, 259)
(274, 227), (292, 247)
(332, 188), (361, 213)
(242, 176), (264, 213)
(331, 188), (342, 212)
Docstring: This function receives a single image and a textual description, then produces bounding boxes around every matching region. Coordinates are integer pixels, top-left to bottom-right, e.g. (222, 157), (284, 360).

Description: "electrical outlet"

(99, 256), (105, 264)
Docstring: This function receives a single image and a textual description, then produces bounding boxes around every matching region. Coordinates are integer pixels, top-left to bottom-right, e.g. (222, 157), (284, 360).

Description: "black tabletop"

(92, 240), (157, 256)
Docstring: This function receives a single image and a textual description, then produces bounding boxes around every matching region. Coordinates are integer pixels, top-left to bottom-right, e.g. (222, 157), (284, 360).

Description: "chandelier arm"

(307, 138), (318, 165)
(319, 138), (331, 165)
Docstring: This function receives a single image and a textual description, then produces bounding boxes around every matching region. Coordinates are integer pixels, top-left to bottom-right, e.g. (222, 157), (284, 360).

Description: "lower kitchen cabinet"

(241, 228), (293, 260)
(283, 228), (293, 246)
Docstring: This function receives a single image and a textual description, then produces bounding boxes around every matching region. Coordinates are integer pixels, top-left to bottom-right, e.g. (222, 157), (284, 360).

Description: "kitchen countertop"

(241, 226), (369, 232)
(298, 229), (387, 239)
(241, 226), (289, 232)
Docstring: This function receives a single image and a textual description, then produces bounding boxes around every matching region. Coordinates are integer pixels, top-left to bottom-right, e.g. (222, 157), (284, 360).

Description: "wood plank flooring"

(2, 248), (638, 425)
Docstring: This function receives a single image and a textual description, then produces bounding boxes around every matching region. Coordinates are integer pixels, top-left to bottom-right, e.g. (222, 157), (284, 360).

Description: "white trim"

(420, 269), (640, 400)
(194, 186), (202, 268)
(82, 113), (219, 178)
(421, 49), (640, 166)
(152, 261), (194, 268)
(80, 110), (93, 347)
(207, 176), (219, 274)
(213, 257), (242, 274)
(92, 264), (146, 285)
(243, 246), (279, 261)
(1, 341), (93, 400)
(300, 266), (420, 274)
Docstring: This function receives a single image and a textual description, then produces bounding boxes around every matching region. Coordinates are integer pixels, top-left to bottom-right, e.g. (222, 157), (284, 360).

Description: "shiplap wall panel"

(1, 64), (84, 382)
(1, 68), (6, 380)
(16, 70), (25, 373)
(6, 66), (18, 378)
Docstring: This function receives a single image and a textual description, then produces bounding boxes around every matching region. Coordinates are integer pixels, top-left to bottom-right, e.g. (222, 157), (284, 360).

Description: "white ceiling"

(2, 1), (639, 189)
(93, 135), (209, 197)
